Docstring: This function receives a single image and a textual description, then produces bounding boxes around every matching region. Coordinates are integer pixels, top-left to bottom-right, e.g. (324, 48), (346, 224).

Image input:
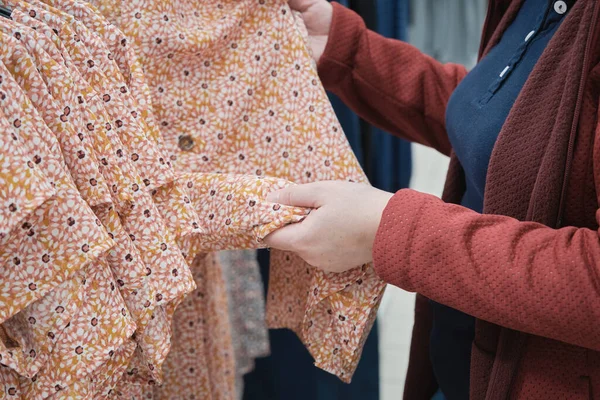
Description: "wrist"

(371, 189), (431, 286)
(366, 189), (393, 253)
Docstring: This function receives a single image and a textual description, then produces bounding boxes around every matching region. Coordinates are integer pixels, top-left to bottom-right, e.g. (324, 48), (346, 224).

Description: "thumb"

(263, 222), (304, 251)
(288, 0), (314, 12)
(267, 183), (325, 208)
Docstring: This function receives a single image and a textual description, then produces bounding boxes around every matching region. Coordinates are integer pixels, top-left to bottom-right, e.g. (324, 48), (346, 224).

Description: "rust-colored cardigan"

(319, 0), (600, 398)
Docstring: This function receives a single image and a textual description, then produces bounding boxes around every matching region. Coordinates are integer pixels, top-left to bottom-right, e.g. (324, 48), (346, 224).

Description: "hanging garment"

(0, 35), (136, 397)
(0, 6), (219, 397)
(0, 0), (386, 397)
(1, 7), (197, 393)
(117, 253), (237, 400)
(0, 15), (153, 297)
(0, 5), (278, 396)
(83, 0), (385, 385)
(218, 250), (270, 400)
(42, 3), (268, 391)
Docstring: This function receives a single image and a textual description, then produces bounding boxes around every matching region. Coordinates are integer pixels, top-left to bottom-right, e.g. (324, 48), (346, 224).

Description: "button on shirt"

(433, 0), (576, 399)
(178, 134), (195, 151)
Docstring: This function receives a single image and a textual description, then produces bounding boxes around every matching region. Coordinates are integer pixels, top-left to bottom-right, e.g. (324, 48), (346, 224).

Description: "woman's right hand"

(289, 0), (333, 62)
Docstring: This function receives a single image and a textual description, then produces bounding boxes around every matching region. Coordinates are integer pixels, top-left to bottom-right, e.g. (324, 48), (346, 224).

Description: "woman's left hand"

(264, 181), (393, 273)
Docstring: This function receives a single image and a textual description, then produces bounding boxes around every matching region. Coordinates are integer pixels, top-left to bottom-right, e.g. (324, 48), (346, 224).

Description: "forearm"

(318, 3), (467, 155)
(373, 189), (600, 351)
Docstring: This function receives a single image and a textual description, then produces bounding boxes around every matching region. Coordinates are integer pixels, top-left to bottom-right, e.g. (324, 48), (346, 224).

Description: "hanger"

(0, 5), (12, 19)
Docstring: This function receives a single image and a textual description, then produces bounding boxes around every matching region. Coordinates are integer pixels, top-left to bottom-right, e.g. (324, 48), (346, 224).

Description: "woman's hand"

(289, 0), (333, 62)
(264, 181), (393, 273)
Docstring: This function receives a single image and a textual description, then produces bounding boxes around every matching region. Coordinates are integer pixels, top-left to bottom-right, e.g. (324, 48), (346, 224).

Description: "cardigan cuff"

(372, 189), (431, 290)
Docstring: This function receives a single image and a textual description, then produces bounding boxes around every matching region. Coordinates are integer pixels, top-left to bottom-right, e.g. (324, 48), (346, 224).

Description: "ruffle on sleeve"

(0, 22), (142, 398)
(0, 33), (113, 211)
(9, 27), (153, 295)
(3, 258), (136, 399)
(0, 80), (129, 398)
(10, 5), (198, 386)
(0, 102), (113, 332)
(305, 265), (384, 381)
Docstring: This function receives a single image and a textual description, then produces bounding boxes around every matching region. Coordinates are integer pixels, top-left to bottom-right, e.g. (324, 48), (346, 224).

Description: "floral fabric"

(218, 249), (270, 400)
(86, 0), (385, 383)
(0, 126), (55, 241)
(0, 0), (385, 398)
(6, 2), (198, 390)
(0, 34), (134, 398)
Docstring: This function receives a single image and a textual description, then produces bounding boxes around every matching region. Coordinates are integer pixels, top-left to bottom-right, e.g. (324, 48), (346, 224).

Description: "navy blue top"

(431, 0), (575, 399)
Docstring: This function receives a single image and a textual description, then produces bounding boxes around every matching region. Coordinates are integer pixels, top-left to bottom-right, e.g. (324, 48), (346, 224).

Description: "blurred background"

(242, 1), (486, 399)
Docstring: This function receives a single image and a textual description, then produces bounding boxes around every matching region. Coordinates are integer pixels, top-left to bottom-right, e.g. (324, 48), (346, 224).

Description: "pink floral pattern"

(0, 0), (385, 398)
(86, 0), (386, 386)
(0, 33), (134, 398)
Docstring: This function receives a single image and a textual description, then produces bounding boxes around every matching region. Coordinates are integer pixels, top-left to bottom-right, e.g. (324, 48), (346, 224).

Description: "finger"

(266, 183), (325, 208)
(289, 0), (310, 12)
(263, 222), (305, 251)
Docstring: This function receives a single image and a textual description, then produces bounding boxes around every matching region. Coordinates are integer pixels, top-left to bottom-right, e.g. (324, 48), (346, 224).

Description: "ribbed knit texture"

(319, 1), (600, 399)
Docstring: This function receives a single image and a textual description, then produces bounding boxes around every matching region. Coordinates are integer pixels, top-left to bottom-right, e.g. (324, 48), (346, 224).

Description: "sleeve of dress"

(373, 188), (600, 352)
(170, 173), (310, 257)
(318, 2), (469, 156)
(168, 172), (385, 382)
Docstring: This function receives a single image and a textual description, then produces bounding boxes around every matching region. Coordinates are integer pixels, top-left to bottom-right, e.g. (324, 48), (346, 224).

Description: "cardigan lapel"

(484, 0), (594, 224)
(485, 2), (597, 398)
(440, 1), (598, 398)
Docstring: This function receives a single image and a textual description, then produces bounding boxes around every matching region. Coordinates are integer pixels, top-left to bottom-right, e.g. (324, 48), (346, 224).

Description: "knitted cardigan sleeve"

(317, 2), (467, 157)
(373, 189), (600, 352)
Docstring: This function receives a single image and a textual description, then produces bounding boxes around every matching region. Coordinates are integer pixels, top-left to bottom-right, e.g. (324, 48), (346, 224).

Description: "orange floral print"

(0, 0), (385, 398)
(86, 0), (385, 385)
